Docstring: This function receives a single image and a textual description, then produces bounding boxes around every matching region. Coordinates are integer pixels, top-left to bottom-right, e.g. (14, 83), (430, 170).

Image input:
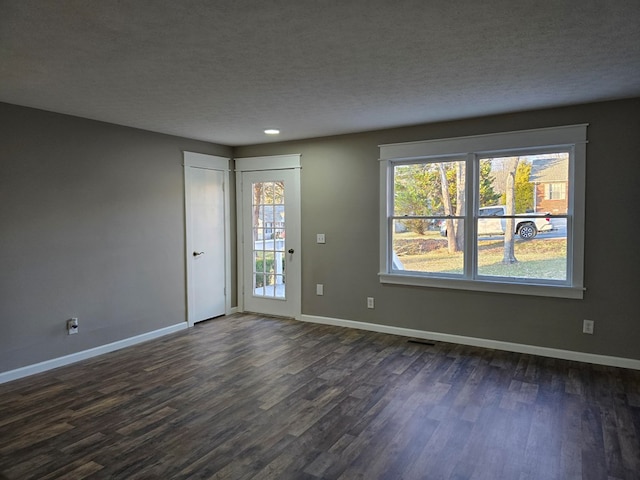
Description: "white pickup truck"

(440, 206), (553, 239)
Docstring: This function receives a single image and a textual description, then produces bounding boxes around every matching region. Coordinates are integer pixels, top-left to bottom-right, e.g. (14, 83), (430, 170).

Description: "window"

(545, 183), (566, 200)
(379, 125), (587, 298)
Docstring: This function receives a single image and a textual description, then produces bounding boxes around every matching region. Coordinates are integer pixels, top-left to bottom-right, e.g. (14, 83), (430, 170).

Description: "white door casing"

(184, 152), (232, 326)
(236, 155), (301, 319)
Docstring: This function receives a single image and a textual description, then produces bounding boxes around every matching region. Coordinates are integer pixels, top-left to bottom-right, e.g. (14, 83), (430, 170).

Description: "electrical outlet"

(316, 284), (324, 295)
(316, 233), (326, 244)
(583, 319), (594, 334)
(367, 297), (374, 309)
(67, 318), (79, 335)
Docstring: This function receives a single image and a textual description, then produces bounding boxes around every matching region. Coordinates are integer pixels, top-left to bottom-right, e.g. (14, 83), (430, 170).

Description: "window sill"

(379, 272), (584, 299)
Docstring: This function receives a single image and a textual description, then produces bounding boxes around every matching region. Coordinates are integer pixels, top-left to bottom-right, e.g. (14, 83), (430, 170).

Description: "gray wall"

(0, 103), (232, 372)
(235, 98), (640, 361)
(2, 98), (638, 376)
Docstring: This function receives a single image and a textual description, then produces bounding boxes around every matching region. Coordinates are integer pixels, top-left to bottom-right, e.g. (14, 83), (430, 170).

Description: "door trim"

(183, 151), (232, 327)
(235, 154), (301, 319)
(235, 154), (301, 172)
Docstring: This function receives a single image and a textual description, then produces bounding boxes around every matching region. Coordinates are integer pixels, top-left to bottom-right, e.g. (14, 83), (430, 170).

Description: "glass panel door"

(240, 166), (300, 319)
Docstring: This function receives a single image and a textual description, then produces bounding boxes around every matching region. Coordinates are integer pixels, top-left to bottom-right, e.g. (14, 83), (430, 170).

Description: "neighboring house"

(529, 156), (569, 214)
(254, 206), (285, 240)
(490, 156), (569, 214)
(256, 214), (285, 240)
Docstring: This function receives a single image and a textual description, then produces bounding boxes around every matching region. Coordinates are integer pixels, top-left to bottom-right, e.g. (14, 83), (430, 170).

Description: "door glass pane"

(253, 228), (263, 243)
(273, 182), (284, 204)
(252, 181), (286, 299)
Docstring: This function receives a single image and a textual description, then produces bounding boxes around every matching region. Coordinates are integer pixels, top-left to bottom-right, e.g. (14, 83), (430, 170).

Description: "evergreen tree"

(479, 161), (501, 206)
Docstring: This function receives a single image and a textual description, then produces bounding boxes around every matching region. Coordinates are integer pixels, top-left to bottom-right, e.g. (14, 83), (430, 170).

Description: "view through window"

(380, 125), (586, 298)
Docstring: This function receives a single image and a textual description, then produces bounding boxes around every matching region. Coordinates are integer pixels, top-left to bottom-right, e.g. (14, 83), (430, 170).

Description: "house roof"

(1, 1), (639, 146)
(489, 154), (568, 194)
(530, 157), (569, 183)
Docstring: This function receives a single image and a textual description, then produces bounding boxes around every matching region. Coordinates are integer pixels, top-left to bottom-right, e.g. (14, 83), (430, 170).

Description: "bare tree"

(253, 182), (263, 241)
(502, 157), (519, 264)
(438, 163), (458, 253)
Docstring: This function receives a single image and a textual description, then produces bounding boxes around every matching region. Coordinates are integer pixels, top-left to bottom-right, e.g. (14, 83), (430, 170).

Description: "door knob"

(193, 251), (205, 257)
(288, 249), (294, 254)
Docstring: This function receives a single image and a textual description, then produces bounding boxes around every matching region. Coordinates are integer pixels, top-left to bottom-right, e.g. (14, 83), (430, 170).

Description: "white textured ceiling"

(1, 1), (640, 146)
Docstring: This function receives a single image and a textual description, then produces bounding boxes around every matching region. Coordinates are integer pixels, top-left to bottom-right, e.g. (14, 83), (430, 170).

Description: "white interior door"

(237, 157), (301, 319)
(184, 153), (230, 325)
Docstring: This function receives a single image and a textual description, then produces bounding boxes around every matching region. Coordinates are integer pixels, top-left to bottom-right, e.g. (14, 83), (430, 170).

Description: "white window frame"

(379, 125), (587, 299)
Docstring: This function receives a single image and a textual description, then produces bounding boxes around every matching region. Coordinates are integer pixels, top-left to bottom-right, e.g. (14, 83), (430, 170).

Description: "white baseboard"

(300, 314), (640, 371)
(0, 322), (188, 385)
(228, 306), (239, 315)
(5, 314), (637, 385)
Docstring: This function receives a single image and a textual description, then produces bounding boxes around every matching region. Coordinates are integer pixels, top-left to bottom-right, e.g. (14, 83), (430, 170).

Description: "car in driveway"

(440, 206), (553, 240)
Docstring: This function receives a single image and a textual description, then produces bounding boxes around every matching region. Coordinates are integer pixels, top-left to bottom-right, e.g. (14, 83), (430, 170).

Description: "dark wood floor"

(1, 314), (639, 479)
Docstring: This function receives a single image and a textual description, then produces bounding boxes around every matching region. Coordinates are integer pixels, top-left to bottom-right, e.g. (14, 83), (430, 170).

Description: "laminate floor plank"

(1, 313), (639, 479)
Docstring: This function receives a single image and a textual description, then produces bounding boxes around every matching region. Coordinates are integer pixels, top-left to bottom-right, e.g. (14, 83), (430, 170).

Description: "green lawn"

(396, 234), (567, 280)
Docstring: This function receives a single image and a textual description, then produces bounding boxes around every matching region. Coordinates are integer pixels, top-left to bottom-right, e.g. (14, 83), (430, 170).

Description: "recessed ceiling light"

(264, 129), (280, 135)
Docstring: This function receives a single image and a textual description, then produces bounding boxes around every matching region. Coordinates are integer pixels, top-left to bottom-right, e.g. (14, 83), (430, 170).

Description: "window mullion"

(464, 153), (477, 280)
